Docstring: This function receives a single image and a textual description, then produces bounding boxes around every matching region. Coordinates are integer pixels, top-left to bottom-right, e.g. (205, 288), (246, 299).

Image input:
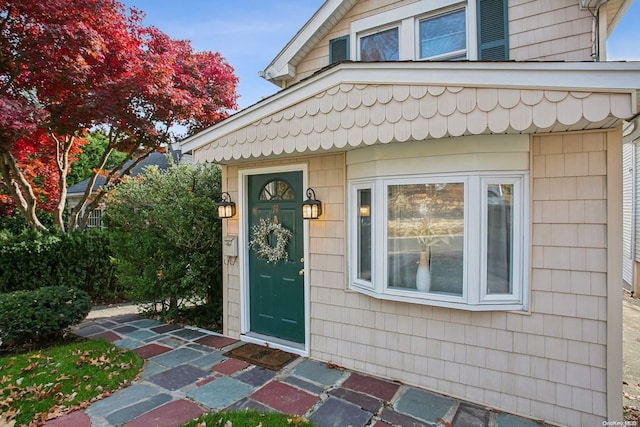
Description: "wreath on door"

(249, 217), (292, 264)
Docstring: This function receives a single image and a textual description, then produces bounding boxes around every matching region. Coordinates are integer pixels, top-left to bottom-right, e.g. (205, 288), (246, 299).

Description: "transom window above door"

(259, 179), (295, 200)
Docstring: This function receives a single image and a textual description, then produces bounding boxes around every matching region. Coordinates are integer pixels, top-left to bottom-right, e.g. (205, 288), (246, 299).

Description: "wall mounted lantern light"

(302, 188), (322, 220)
(217, 192), (236, 219)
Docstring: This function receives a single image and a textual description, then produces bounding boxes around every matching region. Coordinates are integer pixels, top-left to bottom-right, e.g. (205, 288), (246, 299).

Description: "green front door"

(248, 172), (304, 343)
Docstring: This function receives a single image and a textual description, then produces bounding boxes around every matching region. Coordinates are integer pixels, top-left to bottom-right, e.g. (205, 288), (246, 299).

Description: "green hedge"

(0, 230), (122, 303)
(0, 286), (90, 347)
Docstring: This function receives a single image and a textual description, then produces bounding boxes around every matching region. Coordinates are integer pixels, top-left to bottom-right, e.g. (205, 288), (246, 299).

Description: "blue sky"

(120, 0), (639, 110)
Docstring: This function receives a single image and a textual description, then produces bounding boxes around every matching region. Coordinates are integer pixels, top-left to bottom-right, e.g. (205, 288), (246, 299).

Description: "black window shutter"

(477, 0), (509, 60)
(329, 35), (350, 64)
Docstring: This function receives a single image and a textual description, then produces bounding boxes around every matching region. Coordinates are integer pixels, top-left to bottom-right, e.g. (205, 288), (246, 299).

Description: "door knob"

(298, 269), (304, 276)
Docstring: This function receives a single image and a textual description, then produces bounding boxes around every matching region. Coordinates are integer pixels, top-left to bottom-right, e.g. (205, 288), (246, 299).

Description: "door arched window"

(259, 179), (295, 201)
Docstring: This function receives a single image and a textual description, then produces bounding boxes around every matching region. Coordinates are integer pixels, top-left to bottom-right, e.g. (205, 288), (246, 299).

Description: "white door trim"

(238, 163), (310, 356)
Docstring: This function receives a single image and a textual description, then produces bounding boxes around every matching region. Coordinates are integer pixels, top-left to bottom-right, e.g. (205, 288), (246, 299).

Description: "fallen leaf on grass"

(437, 418), (453, 427)
(21, 363), (38, 373)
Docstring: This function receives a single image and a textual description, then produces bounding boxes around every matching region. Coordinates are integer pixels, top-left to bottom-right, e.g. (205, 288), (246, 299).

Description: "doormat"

(223, 343), (298, 371)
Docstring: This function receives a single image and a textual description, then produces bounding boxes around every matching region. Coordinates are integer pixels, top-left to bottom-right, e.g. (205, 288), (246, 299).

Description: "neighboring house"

(622, 120), (640, 294)
(66, 151), (179, 228)
(181, 0), (640, 425)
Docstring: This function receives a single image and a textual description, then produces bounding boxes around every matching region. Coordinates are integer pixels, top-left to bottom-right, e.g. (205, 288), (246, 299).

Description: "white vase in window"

(416, 249), (431, 292)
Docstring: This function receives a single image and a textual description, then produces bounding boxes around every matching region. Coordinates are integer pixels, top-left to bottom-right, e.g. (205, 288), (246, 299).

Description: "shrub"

(0, 229), (121, 303)
(0, 286), (90, 347)
(104, 162), (222, 319)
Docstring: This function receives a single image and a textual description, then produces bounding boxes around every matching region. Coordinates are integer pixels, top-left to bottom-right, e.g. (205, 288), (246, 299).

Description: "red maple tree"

(0, 0), (238, 231)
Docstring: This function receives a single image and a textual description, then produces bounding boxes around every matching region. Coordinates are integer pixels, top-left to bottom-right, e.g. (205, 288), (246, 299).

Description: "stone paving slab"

(105, 393), (172, 425)
(196, 334), (238, 349)
(308, 397), (373, 427)
(158, 336), (188, 348)
(213, 357), (251, 374)
(452, 403), (490, 427)
(283, 375), (325, 395)
(394, 387), (456, 424)
(114, 325), (138, 333)
(379, 407), (430, 427)
(74, 325), (106, 337)
(251, 380), (319, 415)
(235, 366), (276, 386)
(225, 396), (275, 413)
(170, 328), (207, 340)
(189, 351), (227, 370)
(342, 373), (400, 402)
(122, 399), (205, 427)
(44, 410), (92, 427)
(113, 337), (144, 350)
(291, 359), (345, 386)
(152, 324), (183, 333)
(91, 331), (121, 342)
(151, 347), (205, 368)
(147, 364), (210, 391)
(133, 343), (172, 359)
(328, 387), (382, 413)
(496, 413), (546, 427)
(187, 376), (254, 410)
(125, 329), (157, 341)
(87, 384), (160, 418)
(139, 360), (169, 379)
(129, 319), (165, 329)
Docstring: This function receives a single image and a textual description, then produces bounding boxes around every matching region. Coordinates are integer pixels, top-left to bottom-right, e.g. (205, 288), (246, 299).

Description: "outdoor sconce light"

(302, 188), (322, 220)
(217, 192), (236, 219)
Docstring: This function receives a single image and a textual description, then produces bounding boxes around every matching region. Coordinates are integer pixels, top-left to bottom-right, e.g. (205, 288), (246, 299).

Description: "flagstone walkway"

(45, 313), (548, 427)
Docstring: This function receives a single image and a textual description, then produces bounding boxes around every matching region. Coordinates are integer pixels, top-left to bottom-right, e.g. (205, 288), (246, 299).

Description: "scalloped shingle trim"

(194, 84), (632, 163)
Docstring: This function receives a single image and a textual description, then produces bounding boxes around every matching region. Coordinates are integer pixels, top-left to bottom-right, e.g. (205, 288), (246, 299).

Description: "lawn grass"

(0, 338), (143, 426)
(182, 410), (315, 427)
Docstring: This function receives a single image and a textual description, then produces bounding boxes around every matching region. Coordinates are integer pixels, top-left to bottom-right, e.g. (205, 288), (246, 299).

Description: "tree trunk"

(52, 134), (76, 233)
(0, 151), (47, 231)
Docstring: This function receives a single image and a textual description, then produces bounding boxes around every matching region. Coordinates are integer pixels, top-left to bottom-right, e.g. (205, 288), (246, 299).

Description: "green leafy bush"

(0, 286), (90, 347)
(104, 162), (222, 319)
(0, 229), (121, 303)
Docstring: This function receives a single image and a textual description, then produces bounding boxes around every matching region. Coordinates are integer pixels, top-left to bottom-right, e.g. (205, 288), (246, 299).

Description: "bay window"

(349, 172), (528, 311)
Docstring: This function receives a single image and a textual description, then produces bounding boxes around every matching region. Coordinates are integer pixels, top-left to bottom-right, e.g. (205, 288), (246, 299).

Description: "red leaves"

(1, 0), (238, 229)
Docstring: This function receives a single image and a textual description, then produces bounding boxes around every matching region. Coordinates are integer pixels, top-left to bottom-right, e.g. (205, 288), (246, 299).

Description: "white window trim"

(415, 5), (469, 61)
(350, 0), (477, 62)
(357, 23), (401, 61)
(350, 182), (376, 290)
(348, 171), (529, 312)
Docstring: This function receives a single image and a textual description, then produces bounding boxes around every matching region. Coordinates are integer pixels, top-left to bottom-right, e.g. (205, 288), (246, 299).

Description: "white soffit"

(181, 62), (640, 164)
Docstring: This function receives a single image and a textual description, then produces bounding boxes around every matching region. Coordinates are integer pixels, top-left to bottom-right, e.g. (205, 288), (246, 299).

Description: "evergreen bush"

(0, 286), (90, 347)
(0, 229), (121, 303)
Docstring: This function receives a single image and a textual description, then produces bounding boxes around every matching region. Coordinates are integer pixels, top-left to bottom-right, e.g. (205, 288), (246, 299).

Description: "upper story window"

(329, 0), (507, 63)
(360, 27), (399, 61)
(419, 8), (467, 60)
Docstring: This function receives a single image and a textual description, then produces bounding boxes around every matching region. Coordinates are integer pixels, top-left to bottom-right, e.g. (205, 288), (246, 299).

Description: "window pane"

(487, 184), (513, 294)
(259, 180), (295, 200)
(360, 27), (399, 61)
(387, 183), (464, 295)
(357, 189), (372, 281)
(419, 9), (466, 59)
